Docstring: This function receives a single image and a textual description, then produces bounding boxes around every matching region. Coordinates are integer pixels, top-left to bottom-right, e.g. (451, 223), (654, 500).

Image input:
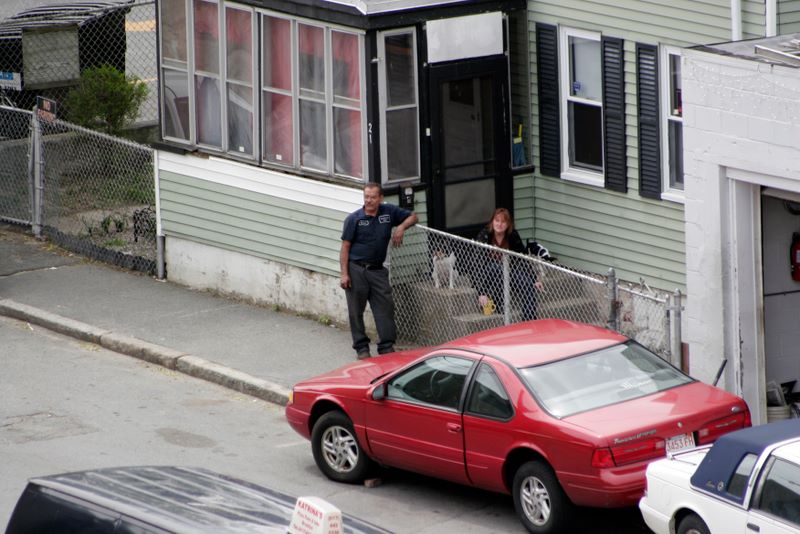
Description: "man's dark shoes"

(356, 349), (371, 360)
(377, 345), (395, 355)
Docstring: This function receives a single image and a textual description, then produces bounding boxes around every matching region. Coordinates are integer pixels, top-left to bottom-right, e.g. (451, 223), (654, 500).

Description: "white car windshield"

(519, 342), (692, 417)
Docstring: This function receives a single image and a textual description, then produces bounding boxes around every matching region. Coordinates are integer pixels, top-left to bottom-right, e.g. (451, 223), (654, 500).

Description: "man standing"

(340, 183), (417, 359)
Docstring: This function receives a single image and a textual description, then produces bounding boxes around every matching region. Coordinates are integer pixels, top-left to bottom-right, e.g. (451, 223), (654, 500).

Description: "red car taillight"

(610, 438), (665, 466)
(592, 441), (666, 468)
(696, 411), (749, 445)
(591, 448), (615, 468)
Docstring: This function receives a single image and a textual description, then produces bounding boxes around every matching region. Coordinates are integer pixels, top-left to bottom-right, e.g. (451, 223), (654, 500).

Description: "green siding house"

(154, 0), (793, 323)
(523, 0), (791, 293)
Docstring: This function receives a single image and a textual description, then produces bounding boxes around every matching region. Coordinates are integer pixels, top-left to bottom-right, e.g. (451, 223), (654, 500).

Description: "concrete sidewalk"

(0, 223), (359, 405)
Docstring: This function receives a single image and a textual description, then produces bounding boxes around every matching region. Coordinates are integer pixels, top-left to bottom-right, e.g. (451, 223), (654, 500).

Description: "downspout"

(766, 0), (777, 36)
(731, 0), (742, 40)
(154, 150), (166, 280)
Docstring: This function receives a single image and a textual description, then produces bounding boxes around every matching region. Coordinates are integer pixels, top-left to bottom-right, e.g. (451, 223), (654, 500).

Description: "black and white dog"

(526, 240), (557, 262)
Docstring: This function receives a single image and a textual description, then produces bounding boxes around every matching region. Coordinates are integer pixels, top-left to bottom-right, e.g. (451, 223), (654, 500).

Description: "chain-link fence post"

(670, 289), (683, 368)
(606, 267), (619, 332)
(30, 107), (43, 238)
(502, 254), (511, 325)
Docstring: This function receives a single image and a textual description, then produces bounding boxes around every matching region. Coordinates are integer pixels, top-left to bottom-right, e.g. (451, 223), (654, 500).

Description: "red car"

(285, 319), (750, 533)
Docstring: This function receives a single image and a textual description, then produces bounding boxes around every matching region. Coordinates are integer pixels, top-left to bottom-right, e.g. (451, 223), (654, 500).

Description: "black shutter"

(636, 44), (662, 199)
(536, 23), (560, 177)
(601, 36), (626, 193)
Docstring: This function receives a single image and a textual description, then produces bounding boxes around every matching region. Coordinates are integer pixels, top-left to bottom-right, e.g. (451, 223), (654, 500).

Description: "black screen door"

(429, 58), (512, 237)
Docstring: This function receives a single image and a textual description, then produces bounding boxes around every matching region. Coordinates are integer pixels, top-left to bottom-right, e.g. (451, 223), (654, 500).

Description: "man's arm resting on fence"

(392, 212), (418, 246)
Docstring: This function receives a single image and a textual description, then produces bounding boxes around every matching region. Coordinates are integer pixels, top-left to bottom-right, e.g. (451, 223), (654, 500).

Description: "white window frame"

(377, 27), (420, 185)
(559, 27), (604, 187)
(223, 3), (257, 159)
(192, 0), (224, 150)
(260, 12), (294, 169)
(330, 28), (366, 180)
(159, 0), (193, 144)
(258, 9), (367, 181)
(296, 19), (329, 174)
(660, 45), (684, 203)
(158, 2), (368, 181)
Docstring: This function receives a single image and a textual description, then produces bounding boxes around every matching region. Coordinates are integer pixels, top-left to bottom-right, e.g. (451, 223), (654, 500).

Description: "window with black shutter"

(637, 43), (661, 199)
(536, 23), (560, 177)
(602, 36), (626, 193)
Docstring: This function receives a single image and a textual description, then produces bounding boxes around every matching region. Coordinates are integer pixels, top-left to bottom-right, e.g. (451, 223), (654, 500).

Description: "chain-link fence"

(1, 104), (157, 274)
(0, 106), (32, 224)
(390, 225), (680, 361)
(0, 0), (157, 136)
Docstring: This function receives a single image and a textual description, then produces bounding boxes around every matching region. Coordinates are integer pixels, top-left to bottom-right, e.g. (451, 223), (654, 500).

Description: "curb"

(0, 298), (290, 406)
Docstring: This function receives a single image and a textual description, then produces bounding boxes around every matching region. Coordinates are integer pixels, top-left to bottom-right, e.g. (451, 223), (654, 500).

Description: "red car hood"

(564, 381), (747, 444)
(293, 349), (426, 390)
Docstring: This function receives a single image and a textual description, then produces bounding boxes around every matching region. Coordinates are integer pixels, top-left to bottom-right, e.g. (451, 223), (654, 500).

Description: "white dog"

(432, 251), (457, 289)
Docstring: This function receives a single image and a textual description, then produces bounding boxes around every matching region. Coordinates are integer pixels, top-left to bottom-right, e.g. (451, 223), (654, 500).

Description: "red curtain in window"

(333, 32), (361, 178)
(226, 8), (251, 49)
(194, 0), (219, 72)
(266, 17), (292, 163)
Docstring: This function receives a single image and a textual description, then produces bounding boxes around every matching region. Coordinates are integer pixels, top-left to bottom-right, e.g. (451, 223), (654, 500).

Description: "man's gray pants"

(345, 263), (396, 354)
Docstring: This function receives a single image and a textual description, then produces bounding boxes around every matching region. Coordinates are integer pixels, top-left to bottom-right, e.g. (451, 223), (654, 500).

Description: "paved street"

(0, 223), (652, 532)
(1, 315), (650, 533)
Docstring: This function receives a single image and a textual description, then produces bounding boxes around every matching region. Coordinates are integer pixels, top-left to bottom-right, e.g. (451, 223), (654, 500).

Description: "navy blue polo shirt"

(341, 204), (412, 265)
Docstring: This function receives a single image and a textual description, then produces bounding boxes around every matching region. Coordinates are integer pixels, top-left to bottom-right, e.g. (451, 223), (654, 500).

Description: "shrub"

(65, 65), (148, 135)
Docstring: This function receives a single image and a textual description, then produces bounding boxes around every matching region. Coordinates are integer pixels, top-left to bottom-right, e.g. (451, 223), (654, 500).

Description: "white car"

(640, 418), (800, 534)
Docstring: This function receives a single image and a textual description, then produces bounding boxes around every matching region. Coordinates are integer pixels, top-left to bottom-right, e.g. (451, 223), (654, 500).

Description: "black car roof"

(27, 466), (388, 533)
(690, 419), (800, 506)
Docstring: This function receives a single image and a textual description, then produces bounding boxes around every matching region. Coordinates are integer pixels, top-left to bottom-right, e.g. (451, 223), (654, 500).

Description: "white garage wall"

(682, 47), (800, 421)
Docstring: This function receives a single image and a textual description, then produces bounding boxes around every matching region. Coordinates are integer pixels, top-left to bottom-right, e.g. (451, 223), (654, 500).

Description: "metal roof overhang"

(0, 1), (134, 39)
(232, 0), (526, 29)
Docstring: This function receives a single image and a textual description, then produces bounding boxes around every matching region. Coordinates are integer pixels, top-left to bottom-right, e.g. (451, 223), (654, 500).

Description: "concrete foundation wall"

(165, 236), (374, 333)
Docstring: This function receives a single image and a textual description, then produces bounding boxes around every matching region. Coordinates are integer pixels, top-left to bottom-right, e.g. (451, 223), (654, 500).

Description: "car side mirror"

(370, 383), (386, 401)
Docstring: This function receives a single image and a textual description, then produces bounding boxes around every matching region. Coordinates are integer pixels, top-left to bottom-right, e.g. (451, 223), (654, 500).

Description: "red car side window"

(386, 356), (472, 410)
(466, 364), (513, 419)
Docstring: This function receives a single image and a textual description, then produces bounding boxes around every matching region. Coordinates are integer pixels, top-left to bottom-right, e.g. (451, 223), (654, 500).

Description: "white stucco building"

(683, 36), (800, 424)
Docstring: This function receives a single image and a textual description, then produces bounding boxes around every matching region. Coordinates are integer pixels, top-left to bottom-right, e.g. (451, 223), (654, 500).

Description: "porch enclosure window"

(194, 0), (222, 147)
(262, 15), (365, 178)
(562, 30), (602, 174)
(160, 0), (189, 140)
(664, 49), (683, 192)
(159, 0), (366, 180)
(298, 23), (326, 171)
(262, 15), (292, 165)
(226, 5), (255, 157)
(378, 29), (419, 183)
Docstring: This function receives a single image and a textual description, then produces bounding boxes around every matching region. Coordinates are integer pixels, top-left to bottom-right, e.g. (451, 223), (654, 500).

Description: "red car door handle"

(446, 423), (462, 433)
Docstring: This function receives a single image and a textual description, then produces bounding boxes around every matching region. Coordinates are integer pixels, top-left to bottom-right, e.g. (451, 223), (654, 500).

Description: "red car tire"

(512, 461), (572, 534)
(311, 411), (371, 483)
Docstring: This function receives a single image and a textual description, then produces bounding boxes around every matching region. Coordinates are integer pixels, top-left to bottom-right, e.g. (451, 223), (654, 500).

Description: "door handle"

(747, 523), (760, 532)
(446, 422), (462, 433)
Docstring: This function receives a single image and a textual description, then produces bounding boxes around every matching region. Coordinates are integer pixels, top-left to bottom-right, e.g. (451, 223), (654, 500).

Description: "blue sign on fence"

(0, 71), (22, 91)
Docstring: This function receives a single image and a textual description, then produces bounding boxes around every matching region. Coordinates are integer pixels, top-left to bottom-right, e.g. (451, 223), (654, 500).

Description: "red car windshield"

(518, 342), (693, 417)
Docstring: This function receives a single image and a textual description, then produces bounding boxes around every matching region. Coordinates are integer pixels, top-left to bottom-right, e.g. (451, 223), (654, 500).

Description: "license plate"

(666, 433), (696, 454)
